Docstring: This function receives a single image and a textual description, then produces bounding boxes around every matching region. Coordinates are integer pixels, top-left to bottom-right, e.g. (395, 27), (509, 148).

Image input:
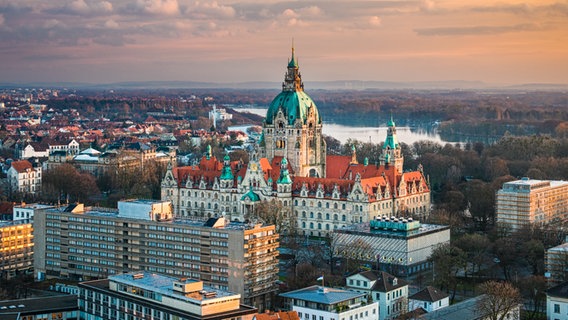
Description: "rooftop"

(337, 221), (449, 239)
(280, 285), (365, 305)
(41, 204), (266, 231)
(0, 295), (77, 316)
(109, 272), (239, 303)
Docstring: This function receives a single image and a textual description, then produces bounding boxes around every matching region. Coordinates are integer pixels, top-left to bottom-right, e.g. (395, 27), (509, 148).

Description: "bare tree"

(476, 281), (522, 320)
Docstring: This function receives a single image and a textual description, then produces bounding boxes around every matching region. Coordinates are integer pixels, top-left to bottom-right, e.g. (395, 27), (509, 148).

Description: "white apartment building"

(280, 285), (379, 320)
(7, 160), (42, 195)
(12, 203), (55, 221)
(346, 271), (408, 320)
(496, 178), (568, 230)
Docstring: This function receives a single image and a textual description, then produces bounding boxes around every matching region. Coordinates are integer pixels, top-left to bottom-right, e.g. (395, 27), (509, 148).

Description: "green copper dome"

(265, 47), (321, 126)
(265, 91), (320, 125)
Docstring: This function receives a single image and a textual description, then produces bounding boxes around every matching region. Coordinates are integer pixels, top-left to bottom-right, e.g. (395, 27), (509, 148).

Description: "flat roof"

(13, 203), (54, 210)
(0, 295), (77, 316)
(0, 219), (32, 228)
(337, 222), (449, 239)
(280, 285), (365, 305)
(109, 272), (239, 302)
(40, 205), (265, 231)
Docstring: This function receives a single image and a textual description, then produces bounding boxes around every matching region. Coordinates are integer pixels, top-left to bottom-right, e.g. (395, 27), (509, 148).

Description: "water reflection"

(235, 107), (447, 145)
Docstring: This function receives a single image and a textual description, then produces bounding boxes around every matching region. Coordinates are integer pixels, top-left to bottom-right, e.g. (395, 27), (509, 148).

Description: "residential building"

(7, 160), (42, 195)
(12, 202), (55, 221)
(161, 48), (430, 237)
(408, 286), (449, 313)
(546, 241), (568, 286)
(496, 178), (568, 230)
(346, 271), (408, 320)
(547, 281), (568, 320)
(418, 294), (520, 320)
(78, 271), (257, 320)
(333, 217), (450, 276)
(0, 219), (34, 278)
(279, 285), (379, 320)
(0, 295), (78, 320)
(33, 200), (279, 310)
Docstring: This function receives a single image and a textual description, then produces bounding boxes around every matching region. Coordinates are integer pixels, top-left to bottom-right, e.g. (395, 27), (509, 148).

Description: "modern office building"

(0, 295), (78, 320)
(333, 216), (450, 276)
(0, 218), (33, 279)
(279, 285), (379, 320)
(346, 270), (409, 320)
(496, 178), (568, 230)
(78, 271), (257, 320)
(34, 200), (279, 310)
(161, 48), (431, 237)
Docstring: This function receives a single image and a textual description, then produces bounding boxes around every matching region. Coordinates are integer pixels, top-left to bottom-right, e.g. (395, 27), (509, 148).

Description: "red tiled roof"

(10, 160), (34, 173)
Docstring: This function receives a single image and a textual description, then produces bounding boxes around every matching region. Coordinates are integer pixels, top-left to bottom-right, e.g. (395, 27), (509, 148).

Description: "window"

(554, 304), (560, 313)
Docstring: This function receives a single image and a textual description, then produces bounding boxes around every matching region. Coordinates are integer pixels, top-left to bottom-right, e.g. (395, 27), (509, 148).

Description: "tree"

(518, 275), (546, 320)
(429, 243), (466, 302)
(476, 281), (522, 320)
(252, 199), (296, 235)
(454, 233), (491, 276)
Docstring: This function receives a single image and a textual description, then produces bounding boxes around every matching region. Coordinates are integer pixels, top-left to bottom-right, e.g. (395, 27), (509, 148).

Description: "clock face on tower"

(250, 163), (258, 171)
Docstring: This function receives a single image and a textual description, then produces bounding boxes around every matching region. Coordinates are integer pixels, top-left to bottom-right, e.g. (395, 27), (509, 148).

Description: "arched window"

(334, 214), (338, 221)
(317, 213), (322, 219)
(342, 204), (346, 210)
(318, 202), (322, 208)
(318, 223), (322, 230)
(309, 222), (314, 229)
(302, 200), (306, 206)
(302, 212), (306, 218)
(295, 200), (298, 206)
(342, 215), (346, 222)
(326, 224), (330, 230)
(310, 212), (314, 218)
(302, 222), (306, 228)
(326, 213), (330, 220)
(334, 203), (338, 209)
(326, 203), (330, 209)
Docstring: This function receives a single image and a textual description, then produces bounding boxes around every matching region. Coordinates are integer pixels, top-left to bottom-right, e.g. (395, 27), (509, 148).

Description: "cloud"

(0, 14), (4, 26)
(414, 23), (542, 36)
(104, 19), (119, 29)
(61, 0), (113, 15)
(368, 16), (381, 27)
(135, 0), (179, 15)
(186, 1), (236, 19)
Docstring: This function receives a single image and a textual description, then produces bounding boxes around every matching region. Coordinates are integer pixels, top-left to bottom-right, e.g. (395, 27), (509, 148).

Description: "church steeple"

(283, 44), (303, 92)
(379, 116), (404, 173)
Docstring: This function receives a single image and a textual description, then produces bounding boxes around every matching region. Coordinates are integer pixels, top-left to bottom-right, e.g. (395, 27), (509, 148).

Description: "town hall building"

(161, 48), (431, 237)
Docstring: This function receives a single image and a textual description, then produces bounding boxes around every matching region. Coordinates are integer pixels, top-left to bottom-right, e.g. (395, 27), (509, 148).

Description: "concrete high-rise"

(34, 200), (279, 310)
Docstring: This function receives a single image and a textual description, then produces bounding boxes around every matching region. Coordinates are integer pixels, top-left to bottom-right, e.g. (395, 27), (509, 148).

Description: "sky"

(0, 0), (567, 85)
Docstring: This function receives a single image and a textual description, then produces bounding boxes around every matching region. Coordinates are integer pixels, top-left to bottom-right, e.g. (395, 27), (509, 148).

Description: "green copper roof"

(277, 157), (292, 184)
(383, 117), (399, 150)
(265, 91), (320, 125)
(288, 47), (298, 68)
(241, 186), (260, 202)
(220, 160), (233, 181)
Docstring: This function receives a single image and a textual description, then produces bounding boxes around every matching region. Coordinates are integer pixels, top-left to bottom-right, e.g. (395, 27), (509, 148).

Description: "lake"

(234, 107), (449, 145)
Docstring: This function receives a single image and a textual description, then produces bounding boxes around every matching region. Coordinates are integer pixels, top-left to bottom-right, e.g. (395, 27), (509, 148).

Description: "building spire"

(288, 39), (298, 68)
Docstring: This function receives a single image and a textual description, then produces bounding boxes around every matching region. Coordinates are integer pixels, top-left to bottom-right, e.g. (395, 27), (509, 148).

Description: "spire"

(283, 44), (302, 92)
(206, 145), (212, 160)
(278, 158), (292, 184)
(350, 144), (358, 165)
(220, 154), (234, 181)
(288, 40), (298, 68)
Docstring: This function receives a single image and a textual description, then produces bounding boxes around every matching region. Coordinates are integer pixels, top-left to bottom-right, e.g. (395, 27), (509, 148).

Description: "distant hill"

(1, 80), (566, 91)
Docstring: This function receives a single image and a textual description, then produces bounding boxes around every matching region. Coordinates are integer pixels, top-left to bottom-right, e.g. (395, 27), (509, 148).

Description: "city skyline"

(1, 0), (567, 85)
